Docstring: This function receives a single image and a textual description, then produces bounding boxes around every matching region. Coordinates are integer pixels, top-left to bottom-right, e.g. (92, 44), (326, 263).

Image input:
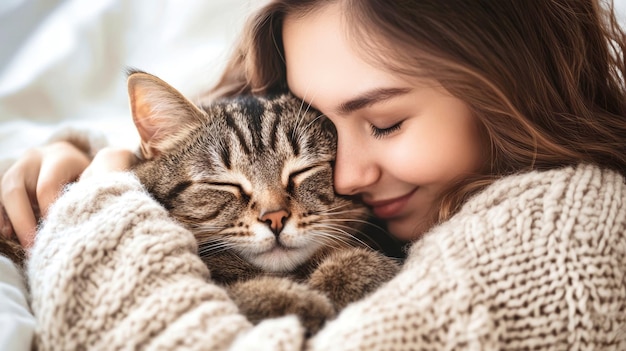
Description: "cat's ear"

(127, 71), (205, 159)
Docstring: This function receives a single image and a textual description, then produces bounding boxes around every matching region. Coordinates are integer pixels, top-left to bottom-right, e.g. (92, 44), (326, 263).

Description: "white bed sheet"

(2, 1), (626, 163)
(0, 3), (259, 347)
(0, 0), (259, 162)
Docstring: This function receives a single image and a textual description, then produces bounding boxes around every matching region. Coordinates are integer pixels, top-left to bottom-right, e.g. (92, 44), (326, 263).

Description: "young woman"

(2, 0), (626, 349)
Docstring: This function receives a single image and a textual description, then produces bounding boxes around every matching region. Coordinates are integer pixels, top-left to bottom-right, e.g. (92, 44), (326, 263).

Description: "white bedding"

(0, 0), (259, 162)
(2, 0), (626, 164)
(0, 3), (258, 346)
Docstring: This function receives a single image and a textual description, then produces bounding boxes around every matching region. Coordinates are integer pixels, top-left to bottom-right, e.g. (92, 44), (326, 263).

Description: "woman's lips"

(365, 188), (417, 219)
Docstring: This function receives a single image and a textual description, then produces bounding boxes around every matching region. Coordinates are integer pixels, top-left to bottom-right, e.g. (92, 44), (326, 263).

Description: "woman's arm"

(28, 169), (487, 350)
(28, 171), (263, 350)
(28, 164), (626, 350)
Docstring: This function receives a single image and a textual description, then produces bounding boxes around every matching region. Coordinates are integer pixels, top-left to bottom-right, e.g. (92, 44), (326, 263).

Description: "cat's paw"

(227, 276), (336, 335)
(308, 247), (400, 309)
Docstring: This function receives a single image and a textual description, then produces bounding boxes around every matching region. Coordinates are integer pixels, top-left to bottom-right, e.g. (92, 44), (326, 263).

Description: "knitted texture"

(28, 164), (626, 350)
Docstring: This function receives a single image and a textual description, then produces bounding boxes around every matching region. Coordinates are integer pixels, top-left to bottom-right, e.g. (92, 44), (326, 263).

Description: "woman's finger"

(1, 175), (38, 248)
(81, 147), (139, 180)
(0, 141), (94, 248)
(36, 143), (90, 218)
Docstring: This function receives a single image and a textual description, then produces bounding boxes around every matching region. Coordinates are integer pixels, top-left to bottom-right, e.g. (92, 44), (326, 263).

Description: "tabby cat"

(126, 71), (402, 333)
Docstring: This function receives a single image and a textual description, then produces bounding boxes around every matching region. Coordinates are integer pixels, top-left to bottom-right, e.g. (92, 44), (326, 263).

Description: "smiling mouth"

(365, 188), (418, 219)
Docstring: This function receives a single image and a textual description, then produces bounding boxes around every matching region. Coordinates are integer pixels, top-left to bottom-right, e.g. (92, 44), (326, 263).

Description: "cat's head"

(127, 71), (369, 273)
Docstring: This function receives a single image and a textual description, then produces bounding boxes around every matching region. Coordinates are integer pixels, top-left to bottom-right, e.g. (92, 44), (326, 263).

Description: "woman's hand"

(1, 141), (91, 247)
(80, 147), (139, 180)
(0, 144), (139, 248)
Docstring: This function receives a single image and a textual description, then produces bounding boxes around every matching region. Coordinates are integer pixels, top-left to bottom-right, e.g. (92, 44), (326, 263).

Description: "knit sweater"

(27, 164), (626, 350)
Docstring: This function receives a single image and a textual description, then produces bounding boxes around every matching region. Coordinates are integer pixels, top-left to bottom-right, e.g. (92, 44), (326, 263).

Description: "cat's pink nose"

(259, 209), (290, 235)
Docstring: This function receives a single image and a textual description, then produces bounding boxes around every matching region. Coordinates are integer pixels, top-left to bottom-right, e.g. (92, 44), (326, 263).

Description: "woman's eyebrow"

(336, 87), (412, 115)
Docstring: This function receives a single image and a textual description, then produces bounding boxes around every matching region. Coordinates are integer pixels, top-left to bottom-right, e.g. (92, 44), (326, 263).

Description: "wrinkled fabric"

(0, 255), (35, 351)
(0, 0), (258, 161)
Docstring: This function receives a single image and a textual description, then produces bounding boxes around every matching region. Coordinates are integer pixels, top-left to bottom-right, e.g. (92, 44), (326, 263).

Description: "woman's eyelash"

(370, 121), (403, 138)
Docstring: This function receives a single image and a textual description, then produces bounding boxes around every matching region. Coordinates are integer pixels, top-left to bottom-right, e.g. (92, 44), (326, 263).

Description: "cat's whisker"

(296, 113), (327, 147)
(295, 90), (307, 128)
(198, 240), (231, 248)
(309, 231), (356, 250)
(301, 97), (316, 122)
(309, 225), (356, 243)
(198, 249), (229, 258)
(305, 232), (347, 250)
(310, 230), (353, 244)
(305, 114), (327, 131)
(317, 224), (355, 238)
(296, 108), (321, 146)
(322, 219), (387, 243)
(292, 92), (320, 147)
(196, 236), (230, 246)
(318, 218), (372, 226)
(314, 208), (376, 223)
(312, 223), (375, 249)
(191, 225), (228, 236)
(197, 240), (231, 250)
(197, 241), (237, 256)
(315, 201), (364, 213)
(315, 218), (375, 233)
(355, 219), (389, 232)
(315, 209), (368, 219)
(292, 85), (315, 141)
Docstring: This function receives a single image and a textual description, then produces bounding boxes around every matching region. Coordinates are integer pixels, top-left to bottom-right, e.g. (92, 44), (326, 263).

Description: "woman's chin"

(386, 216), (432, 242)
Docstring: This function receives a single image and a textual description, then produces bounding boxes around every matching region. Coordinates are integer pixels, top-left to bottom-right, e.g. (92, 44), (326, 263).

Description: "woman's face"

(283, 5), (485, 241)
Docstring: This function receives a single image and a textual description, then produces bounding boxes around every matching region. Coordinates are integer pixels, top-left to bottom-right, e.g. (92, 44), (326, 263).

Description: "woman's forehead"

(283, 5), (402, 112)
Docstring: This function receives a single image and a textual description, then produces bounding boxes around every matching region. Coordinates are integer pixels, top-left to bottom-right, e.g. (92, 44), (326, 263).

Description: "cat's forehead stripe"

(243, 99), (266, 151)
(219, 141), (231, 170)
(260, 99), (285, 155)
(287, 127), (301, 157)
(269, 113), (280, 152)
(224, 113), (252, 155)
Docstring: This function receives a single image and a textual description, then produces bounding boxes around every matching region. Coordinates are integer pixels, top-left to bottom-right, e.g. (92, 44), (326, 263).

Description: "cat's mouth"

(244, 240), (320, 273)
(270, 241), (291, 251)
(261, 240), (304, 258)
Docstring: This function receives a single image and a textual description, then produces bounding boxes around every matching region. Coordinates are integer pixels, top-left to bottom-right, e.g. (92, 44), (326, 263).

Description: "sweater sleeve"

(28, 165), (626, 351)
(28, 173), (262, 351)
(299, 164), (626, 350)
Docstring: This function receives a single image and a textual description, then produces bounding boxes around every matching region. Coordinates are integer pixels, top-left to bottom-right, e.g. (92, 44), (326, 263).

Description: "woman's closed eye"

(370, 121), (403, 139)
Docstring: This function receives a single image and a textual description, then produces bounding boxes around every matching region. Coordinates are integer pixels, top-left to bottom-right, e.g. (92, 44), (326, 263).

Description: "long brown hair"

(207, 0), (626, 223)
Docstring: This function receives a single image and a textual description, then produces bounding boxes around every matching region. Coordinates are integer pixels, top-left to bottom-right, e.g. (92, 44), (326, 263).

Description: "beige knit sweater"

(27, 164), (626, 350)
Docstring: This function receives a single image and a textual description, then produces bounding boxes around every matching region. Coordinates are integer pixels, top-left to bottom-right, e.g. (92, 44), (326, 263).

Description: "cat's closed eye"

(207, 182), (249, 198)
(288, 164), (330, 187)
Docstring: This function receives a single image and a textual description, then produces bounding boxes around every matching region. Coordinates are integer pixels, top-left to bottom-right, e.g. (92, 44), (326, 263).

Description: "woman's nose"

(333, 136), (379, 195)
